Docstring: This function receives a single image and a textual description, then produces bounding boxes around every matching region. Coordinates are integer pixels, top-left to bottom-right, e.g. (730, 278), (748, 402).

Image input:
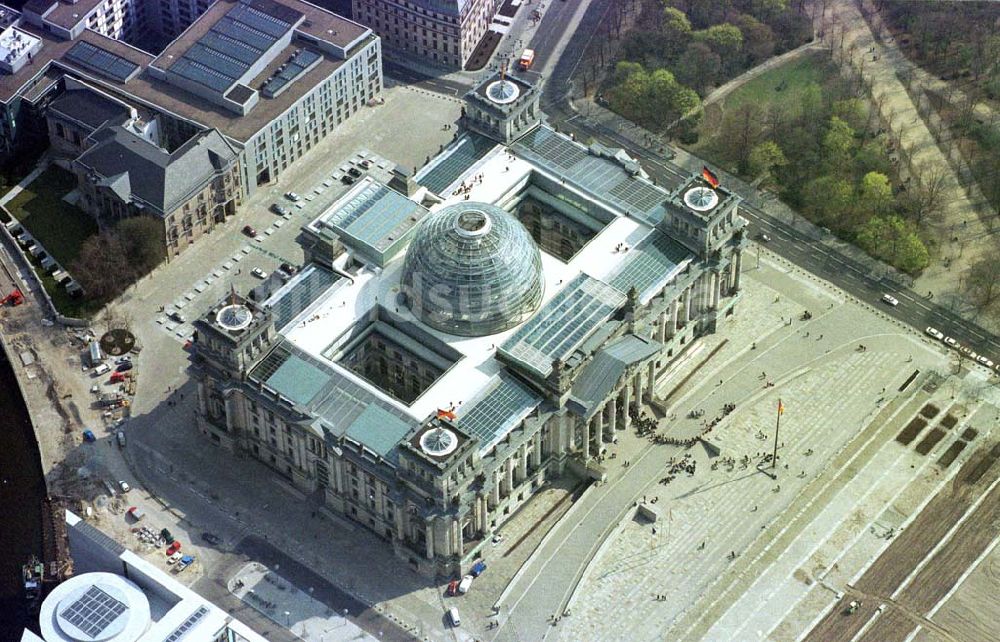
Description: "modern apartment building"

(351, 0), (497, 69)
(0, 0), (382, 257)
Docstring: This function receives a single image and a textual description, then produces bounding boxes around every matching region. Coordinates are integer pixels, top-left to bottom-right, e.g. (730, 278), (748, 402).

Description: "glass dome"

(402, 202), (544, 337)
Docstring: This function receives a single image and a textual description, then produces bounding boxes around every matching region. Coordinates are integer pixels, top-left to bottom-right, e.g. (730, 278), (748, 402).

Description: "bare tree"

(964, 255), (1000, 311)
(904, 162), (950, 225)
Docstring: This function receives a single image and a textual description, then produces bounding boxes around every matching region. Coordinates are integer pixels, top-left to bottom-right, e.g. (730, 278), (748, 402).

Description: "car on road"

(116, 361), (133, 372)
(118, 480), (130, 493)
(757, 232), (771, 242)
(83, 429), (96, 442)
(470, 560), (487, 577)
(925, 327), (944, 340)
(458, 575), (473, 594)
(341, 175), (356, 185)
(446, 579), (459, 596)
(943, 336), (957, 348)
(447, 606), (461, 627)
(285, 191), (301, 202)
(270, 203), (290, 216)
(251, 267), (267, 279)
(279, 262), (297, 275)
(201, 532), (222, 545)
(348, 167), (362, 178)
(168, 310), (186, 323)
(881, 294), (899, 306)
(242, 225), (257, 237)
(116, 430), (126, 448)
(976, 355), (994, 367)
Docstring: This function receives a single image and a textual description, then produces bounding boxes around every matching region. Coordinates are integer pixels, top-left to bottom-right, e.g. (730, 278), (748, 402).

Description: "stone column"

(622, 385), (632, 430)
(734, 249), (743, 291)
(333, 459), (345, 494)
(518, 444), (528, 481)
(633, 371), (643, 405)
(670, 298), (679, 336)
(196, 382), (208, 416)
(584, 416), (594, 460)
(712, 272), (721, 308)
(684, 287), (692, 323)
(394, 504), (405, 540)
(505, 457), (514, 495)
(452, 519), (462, 557)
(425, 520), (435, 560)
(648, 361), (656, 393)
(532, 431), (542, 468)
(490, 472), (500, 506)
(608, 397), (618, 438)
(657, 309), (667, 343)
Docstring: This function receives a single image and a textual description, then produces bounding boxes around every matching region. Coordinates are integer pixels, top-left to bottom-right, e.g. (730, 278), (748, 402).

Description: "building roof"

(1, 0), (374, 144)
(608, 229), (693, 303)
(414, 132), (495, 195)
(266, 264), (341, 331)
(499, 272), (627, 379)
(570, 334), (662, 416)
(47, 79), (132, 131)
(75, 126), (238, 215)
(513, 126), (670, 226)
(457, 372), (542, 452)
(307, 177), (429, 267)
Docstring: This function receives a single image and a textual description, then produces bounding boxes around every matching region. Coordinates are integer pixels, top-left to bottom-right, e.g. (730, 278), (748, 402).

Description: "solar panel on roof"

(261, 48), (321, 98)
(59, 585), (127, 638)
(64, 41), (139, 83)
(229, 2), (292, 38)
(214, 16), (276, 52)
(185, 44), (245, 80)
(171, 58), (232, 91)
(200, 30), (261, 63)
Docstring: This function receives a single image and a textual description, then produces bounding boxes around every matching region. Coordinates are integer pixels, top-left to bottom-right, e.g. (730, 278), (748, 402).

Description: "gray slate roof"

(570, 334), (662, 417)
(75, 126), (238, 216)
(48, 85), (132, 132)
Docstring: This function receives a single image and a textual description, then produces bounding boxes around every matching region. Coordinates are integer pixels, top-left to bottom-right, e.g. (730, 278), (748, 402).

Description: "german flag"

(777, 399), (785, 416)
(437, 408), (456, 421)
(702, 166), (720, 188)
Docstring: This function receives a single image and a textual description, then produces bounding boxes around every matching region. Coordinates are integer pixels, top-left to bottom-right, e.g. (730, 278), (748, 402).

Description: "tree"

(661, 7), (693, 59)
(831, 98), (867, 132)
(674, 41), (721, 93)
(802, 175), (854, 229)
(858, 171), (893, 217)
(719, 103), (764, 174)
(855, 215), (929, 273)
(71, 230), (131, 302)
(964, 256), (1000, 310)
(697, 24), (744, 72)
(747, 140), (787, 181)
(822, 116), (856, 175)
(117, 216), (166, 277)
(732, 14), (776, 65)
(903, 162), (950, 225)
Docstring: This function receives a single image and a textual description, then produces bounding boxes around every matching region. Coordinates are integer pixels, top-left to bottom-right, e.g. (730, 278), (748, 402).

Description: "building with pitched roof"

(192, 72), (748, 577)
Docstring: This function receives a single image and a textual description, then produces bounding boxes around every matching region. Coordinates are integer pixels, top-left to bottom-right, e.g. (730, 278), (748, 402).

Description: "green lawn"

(718, 50), (833, 118)
(7, 167), (97, 266)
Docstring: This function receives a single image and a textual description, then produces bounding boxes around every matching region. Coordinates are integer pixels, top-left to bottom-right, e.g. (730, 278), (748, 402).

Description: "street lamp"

(284, 610), (290, 626)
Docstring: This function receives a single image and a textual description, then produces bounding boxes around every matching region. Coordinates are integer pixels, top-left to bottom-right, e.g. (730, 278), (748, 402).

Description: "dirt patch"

(896, 416), (927, 445)
(961, 428), (978, 441)
(465, 31), (502, 72)
(961, 442), (1000, 486)
(940, 414), (958, 430)
(937, 441), (967, 468)
(915, 427), (946, 455)
(920, 404), (940, 420)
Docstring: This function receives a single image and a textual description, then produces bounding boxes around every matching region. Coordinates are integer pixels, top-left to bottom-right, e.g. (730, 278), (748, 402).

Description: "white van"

(447, 606), (460, 627)
(458, 574), (473, 594)
(92, 363), (111, 377)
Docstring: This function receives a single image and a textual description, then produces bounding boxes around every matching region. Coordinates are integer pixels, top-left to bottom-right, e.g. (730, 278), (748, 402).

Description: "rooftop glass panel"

(59, 585), (127, 638)
(458, 372), (542, 452)
(500, 272), (626, 377)
(416, 132), (496, 195)
(261, 48), (321, 98)
(64, 41), (140, 83)
(268, 264), (341, 331)
(608, 230), (692, 302)
(345, 405), (414, 458)
(263, 350), (328, 406)
(513, 126), (669, 226)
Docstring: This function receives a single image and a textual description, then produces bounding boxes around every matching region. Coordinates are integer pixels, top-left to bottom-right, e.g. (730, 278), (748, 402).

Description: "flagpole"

(772, 399), (781, 470)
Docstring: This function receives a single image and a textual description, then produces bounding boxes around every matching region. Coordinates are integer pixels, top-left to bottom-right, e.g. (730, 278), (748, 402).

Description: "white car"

(943, 336), (957, 347)
(251, 267), (267, 279)
(284, 191), (301, 202)
(976, 355), (994, 367)
(167, 551), (183, 565)
(881, 294), (899, 306)
(458, 574), (473, 594)
(925, 327), (944, 340)
(118, 480), (130, 493)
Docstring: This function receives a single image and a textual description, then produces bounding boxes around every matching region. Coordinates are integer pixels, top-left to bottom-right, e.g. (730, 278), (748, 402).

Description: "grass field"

(7, 167), (97, 266)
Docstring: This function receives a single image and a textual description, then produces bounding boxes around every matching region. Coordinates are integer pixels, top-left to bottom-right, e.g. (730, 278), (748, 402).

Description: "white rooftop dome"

(40, 572), (150, 642)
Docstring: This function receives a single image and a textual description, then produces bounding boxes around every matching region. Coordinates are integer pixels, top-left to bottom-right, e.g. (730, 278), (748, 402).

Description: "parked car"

(279, 263), (297, 275)
(976, 355), (994, 367)
(169, 311), (186, 323)
(116, 430), (126, 448)
(167, 551), (183, 564)
(446, 579), (459, 596)
(118, 480), (130, 493)
(470, 560), (487, 577)
(201, 532), (222, 545)
(176, 555), (194, 572)
(116, 362), (133, 372)
(166, 541), (182, 555)
(341, 175), (355, 185)
(126, 506), (145, 521)
(348, 167), (362, 178)
(757, 232), (771, 242)
(458, 575), (473, 594)
(285, 191), (301, 202)
(944, 336), (958, 347)
(270, 203), (290, 215)
(925, 327), (944, 340)
(92, 363), (111, 377)
(251, 267), (267, 279)
(447, 606), (461, 627)
(82, 429), (96, 442)
(242, 225), (257, 237)
(881, 294), (899, 306)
